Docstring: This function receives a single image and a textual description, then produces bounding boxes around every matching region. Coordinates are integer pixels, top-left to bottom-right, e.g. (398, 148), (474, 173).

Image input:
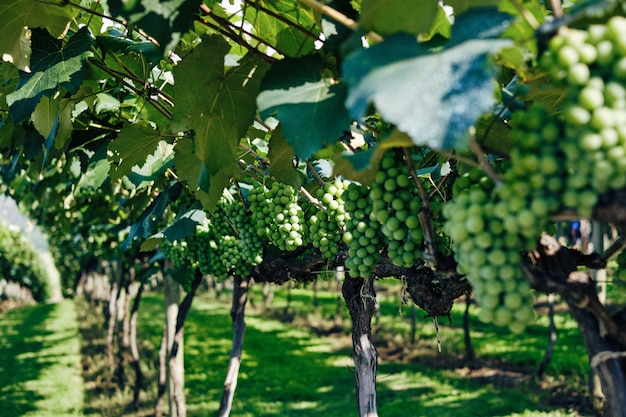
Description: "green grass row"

(0, 280), (595, 417)
(0, 300), (84, 417)
(130, 281), (591, 417)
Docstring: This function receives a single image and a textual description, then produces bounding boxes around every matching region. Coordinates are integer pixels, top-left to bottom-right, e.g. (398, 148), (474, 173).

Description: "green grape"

(541, 16), (626, 218)
(444, 169), (536, 333)
(230, 202), (264, 266)
(342, 182), (384, 278)
(370, 151), (424, 268)
(249, 182), (306, 252)
(309, 179), (350, 260)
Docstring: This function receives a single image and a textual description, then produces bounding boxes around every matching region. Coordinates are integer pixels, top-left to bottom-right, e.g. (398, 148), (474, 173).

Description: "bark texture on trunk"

(523, 234), (626, 417)
(218, 276), (250, 417)
(342, 277), (378, 417)
(164, 272), (181, 417)
(130, 282), (145, 411)
(168, 270), (203, 417)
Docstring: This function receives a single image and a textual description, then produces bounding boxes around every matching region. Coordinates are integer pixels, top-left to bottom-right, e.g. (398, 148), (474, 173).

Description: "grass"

(0, 281), (596, 416)
(116, 281), (592, 417)
(0, 300), (84, 417)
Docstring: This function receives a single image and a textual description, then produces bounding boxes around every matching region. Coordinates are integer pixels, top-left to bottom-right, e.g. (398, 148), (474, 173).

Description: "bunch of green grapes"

(370, 151), (424, 268)
(160, 239), (191, 269)
(541, 16), (626, 217)
(342, 182), (384, 278)
(443, 169), (535, 333)
(249, 182), (305, 251)
(501, 103), (568, 250)
(186, 220), (226, 279)
(219, 235), (252, 278)
(309, 179), (349, 259)
(230, 202), (264, 266)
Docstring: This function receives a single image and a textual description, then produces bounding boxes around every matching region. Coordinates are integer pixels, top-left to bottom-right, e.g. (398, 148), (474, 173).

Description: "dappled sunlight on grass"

(0, 300), (84, 417)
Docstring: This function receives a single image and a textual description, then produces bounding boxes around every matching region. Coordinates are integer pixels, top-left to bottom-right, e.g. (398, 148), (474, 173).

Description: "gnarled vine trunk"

(523, 234), (626, 417)
(342, 276), (378, 417)
(218, 276), (250, 417)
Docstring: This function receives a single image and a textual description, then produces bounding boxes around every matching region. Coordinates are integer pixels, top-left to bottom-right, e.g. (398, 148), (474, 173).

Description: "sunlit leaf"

(0, 0), (77, 72)
(108, 122), (168, 181)
(360, 0), (439, 37)
(343, 9), (514, 150)
(258, 54), (352, 160)
(6, 27), (94, 123)
(268, 126), (302, 188)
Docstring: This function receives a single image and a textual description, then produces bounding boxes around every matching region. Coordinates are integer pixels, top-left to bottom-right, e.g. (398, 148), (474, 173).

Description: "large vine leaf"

(108, 0), (202, 56)
(268, 126), (302, 188)
(360, 0), (440, 37)
(122, 181), (182, 250)
(7, 27), (95, 123)
(257, 54), (352, 160)
(171, 36), (269, 209)
(0, 0), (77, 72)
(244, 0), (320, 57)
(108, 122), (168, 181)
(343, 8), (514, 150)
(74, 143), (111, 197)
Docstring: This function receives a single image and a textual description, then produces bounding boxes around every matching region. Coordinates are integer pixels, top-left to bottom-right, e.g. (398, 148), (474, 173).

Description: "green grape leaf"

(173, 139), (237, 212)
(0, 0), (77, 72)
(74, 144), (111, 197)
(122, 182), (183, 250)
(244, 0), (319, 57)
(31, 96), (59, 142)
(7, 27), (95, 123)
(172, 36), (268, 207)
(96, 29), (162, 65)
(257, 54), (352, 160)
(360, 0), (439, 37)
(141, 206), (207, 251)
(125, 141), (175, 190)
(268, 126), (302, 188)
(343, 9), (513, 150)
(108, 0), (202, 56)
(108, 122), (168, 181)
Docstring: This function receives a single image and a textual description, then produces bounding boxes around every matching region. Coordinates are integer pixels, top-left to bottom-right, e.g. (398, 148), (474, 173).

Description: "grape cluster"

(219, 235), (251, 277)
(342, 182), (384, 278)
(443, 169), (535, 333)
(503, 104), (568, 250)
(186, 220), (225, 279)
(541, 16), (626, 217)
(309, 179), (349, 259)
(160, 239), (191, 269)
(370, 151), (424, 268)
(230, 202), (264, 266)
(249, 182), (305, 251)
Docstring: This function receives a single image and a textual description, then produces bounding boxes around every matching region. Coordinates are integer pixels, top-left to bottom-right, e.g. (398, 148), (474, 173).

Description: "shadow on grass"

(0, 303), (56, 416)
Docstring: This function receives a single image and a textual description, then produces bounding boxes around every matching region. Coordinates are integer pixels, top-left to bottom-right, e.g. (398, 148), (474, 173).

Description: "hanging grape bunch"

(342, 182), (384, 278)
(309, 179), (350, 259)
(443, 169), (535, 333)
(249, 182), (305, 251)
(370, 151), (424, 268)
(540, 16), (626, 217)
(231, 202), (264, 266)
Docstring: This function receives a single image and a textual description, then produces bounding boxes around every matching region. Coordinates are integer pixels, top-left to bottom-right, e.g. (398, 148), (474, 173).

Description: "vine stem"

(198, 5), (280, 62)
(53, 0), (161, 46)
(468, 135), (502, 186)
(550, 0), (564, 19)
(306, 161), (325, 187)
(509, 0), (540, 29)
(296, 0), (383, 43)
(402, 148), (438, 267)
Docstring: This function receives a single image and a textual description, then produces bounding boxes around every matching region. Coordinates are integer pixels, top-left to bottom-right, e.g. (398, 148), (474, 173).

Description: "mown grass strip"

(0, 299), (84, 416)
